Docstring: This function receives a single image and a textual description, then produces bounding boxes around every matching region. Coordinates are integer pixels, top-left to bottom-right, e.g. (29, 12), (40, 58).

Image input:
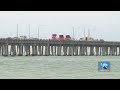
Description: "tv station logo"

(98, 61), (110, 72)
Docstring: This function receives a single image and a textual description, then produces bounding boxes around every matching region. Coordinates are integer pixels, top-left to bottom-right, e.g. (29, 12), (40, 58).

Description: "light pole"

(88, 28), (90, 38)
(73, 26), (74, 40)
(72, 26), (80, 40)
(38, 26), (39, 39)
(29, 24), (30, 39)
(38, 25), (48, 39)
(84, 27), (85, 38)
(16, 24), (19, 37)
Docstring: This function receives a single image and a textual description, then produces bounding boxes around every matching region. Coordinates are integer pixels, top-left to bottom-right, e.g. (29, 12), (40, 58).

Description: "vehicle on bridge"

(59, 35), (64, 41)
(51, 34), (57, 40)
(13, 37), (20, 39)
(100, 39), (104, 42)
(79, 37), (103, 42)
(80, 37), (94, 41)
(7, 37), (12, 40)
(51, 34), (72, 41)
(20, 36), (27, 40)
(65, 35), (71, 40)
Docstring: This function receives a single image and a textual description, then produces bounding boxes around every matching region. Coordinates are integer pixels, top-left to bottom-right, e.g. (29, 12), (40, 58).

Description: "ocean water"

(0, 56), (120, 79)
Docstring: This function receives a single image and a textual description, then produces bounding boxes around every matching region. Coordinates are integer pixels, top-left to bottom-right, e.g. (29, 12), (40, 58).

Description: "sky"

(0, 11), (120, 41)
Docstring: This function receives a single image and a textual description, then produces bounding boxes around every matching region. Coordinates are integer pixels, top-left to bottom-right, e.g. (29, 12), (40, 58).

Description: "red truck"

(59, 35), (64, 41)
(65, 35), (71, 40)
(51, 34), (57, 40)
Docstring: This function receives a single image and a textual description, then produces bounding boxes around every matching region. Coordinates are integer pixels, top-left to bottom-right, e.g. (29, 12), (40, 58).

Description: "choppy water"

(0, 56), (120, 79)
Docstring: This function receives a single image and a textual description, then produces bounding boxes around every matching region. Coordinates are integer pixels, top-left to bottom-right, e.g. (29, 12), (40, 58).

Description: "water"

(0, 56), (120, 79)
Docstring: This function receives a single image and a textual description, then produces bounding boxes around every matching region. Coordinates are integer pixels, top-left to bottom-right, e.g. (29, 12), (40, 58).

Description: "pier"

(0, 38), (120, 56)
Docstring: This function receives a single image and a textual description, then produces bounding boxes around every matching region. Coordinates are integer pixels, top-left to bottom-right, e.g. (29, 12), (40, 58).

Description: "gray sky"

(0, 11), (120, 41)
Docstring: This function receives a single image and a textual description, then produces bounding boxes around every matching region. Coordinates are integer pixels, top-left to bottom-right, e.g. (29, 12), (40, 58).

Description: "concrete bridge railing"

(0, 38), (120, 56)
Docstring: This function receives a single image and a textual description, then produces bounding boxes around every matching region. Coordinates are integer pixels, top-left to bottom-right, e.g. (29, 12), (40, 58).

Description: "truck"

(20, 36), (27, 40)
(59, 35), (64, 41)
(80, 37), (94, 41)
(51, 34), (57, 40)
(65, 35), (71, 40)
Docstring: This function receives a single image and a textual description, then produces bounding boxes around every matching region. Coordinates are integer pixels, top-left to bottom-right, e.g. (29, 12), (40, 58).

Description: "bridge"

(0, 38), (120, 56)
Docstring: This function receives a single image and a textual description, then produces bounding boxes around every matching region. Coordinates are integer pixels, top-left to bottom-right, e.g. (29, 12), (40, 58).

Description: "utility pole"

(88, 28), (90, 38)
(17, 24), (18, 37)
(84, 27), (85, 38)
(38, 26), (39, 39)
(73, 26), (74, 40)
(38, 25), (48, 39)
(29, 24), (30, 39)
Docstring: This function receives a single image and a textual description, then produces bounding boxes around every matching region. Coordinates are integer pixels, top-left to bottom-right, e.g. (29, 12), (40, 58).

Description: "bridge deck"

(0, 39), (120, 46)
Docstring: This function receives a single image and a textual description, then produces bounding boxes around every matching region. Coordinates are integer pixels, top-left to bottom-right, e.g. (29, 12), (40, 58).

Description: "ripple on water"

(0, 56), (120, 79)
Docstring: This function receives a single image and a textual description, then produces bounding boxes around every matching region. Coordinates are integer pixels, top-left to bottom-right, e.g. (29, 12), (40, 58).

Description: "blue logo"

(98, 61), (110, 72)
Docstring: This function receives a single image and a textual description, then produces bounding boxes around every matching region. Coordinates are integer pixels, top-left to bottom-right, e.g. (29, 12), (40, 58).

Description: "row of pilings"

(0, 44), (120, 56)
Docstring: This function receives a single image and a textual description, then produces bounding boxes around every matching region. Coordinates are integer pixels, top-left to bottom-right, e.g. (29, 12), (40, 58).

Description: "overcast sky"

(0, 11), (120, 41)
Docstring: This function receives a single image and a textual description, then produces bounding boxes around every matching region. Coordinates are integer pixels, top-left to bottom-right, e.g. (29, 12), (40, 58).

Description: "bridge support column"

(41, 46), (44, 56)
(10, 45), (16, 56)
(80, 46), (85, 56)
(119, 47), (120, 56)
(117, 47), (118, 56)
(44, 45), (50, 56)
(84, 46), (87, 56)
(110, 47), (114, 56)
(95, 46), (99, 56)
(35, 45), (38, 56)
(2, 44), (8, 56)
(32, 45), (37, 56)
(38, 45), (42, 56)
(101, 46), (105, 56)
(0, 45), (2, 56)
(54, 46), (57, 56)
(48, 45), (50, 56)
(34, 45), (38, 56)
(50, 46), (53, 56)
(118, 47), (120, 56)
(18, 44), (23, 56)
(52, 46), (56, 56)
(28, 45), (30, 55)
(63, 46), (67, 56)
(105, 46), (108, 56)
(74, 46), (78, 56)
(57, 45), (61, 56)
(114, 47), (117, 56)
(78, 46), (81, 56)
(110, 47), (112, 56)
(68, 46), (73, 56)
(90, 46), (94, 56)
(24, 45), (29, 56)
(76, 46), (78, 56)
(112, 47), (115, 56)
(72, 46), (75, 56)
(108, 47), (110, 55)
(31, 45), (34, 56)
(79, 46), (83, 56)
(99, 47), (102, 56)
